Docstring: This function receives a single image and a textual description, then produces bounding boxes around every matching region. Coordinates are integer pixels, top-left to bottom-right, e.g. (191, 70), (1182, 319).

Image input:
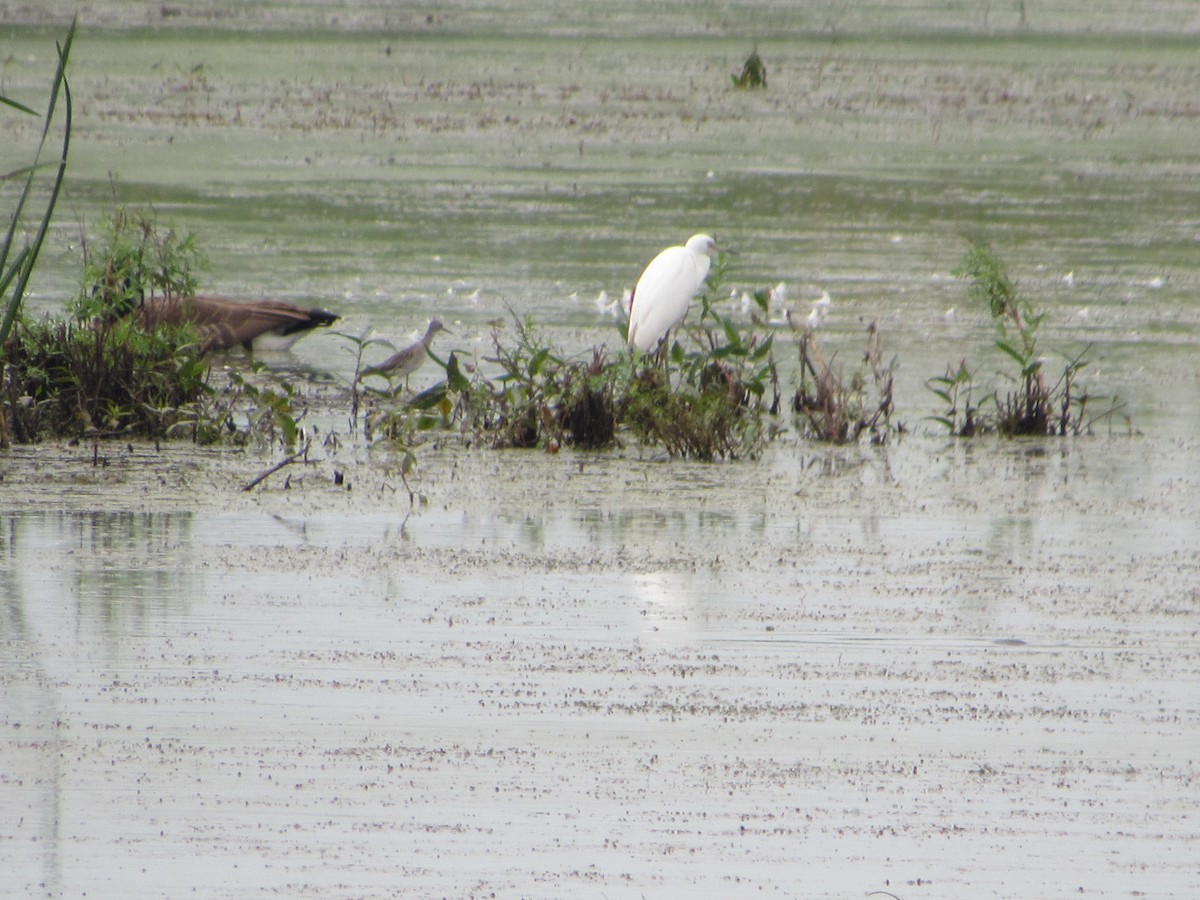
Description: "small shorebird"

(132, 295), (339, 354)
(359, 319), (447, 387)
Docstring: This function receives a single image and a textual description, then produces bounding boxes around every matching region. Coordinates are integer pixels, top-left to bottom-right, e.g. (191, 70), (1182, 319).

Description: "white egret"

(626, 233), (717, 353)
(360, 319), (447, 386)
(805, 290), (832, 329)
(131, 295), (338, 354)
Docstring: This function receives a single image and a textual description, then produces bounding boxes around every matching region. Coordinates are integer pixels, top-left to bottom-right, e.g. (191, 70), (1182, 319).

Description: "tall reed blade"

(0, 16), (76, 348)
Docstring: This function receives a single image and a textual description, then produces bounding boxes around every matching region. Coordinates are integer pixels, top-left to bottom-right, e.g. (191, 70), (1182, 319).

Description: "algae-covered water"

(3, 3), (1199, 897)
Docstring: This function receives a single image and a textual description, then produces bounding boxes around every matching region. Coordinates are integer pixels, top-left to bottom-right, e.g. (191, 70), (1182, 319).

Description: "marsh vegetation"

(927, 242), (1124, 437)
(2, 192), (1119, 457)
(6, 18), (1180, 463)
(3, 9), (1198, 900)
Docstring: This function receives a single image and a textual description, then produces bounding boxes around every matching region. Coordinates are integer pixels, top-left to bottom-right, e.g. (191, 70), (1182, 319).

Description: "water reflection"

(220, 504), (775, 560)
(3, 511), (199, 651)
(0, 510), (198, 895)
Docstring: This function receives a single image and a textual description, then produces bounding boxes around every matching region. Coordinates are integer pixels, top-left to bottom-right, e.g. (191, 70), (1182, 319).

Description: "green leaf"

(280, 414), (298, 448)
(1, 17), (75, 347)
(0, 245), (31, 297)
(529, 347), (550, 377)
(720, 317), (742, 349)
(749, 334), (774, 361)
(711, 344), (738, 360)
(408, 383), (447, 410)
(445, 351), (470, 393)
(1, 94), (37, 116)
(995, 340), (1028, 367)
(399, 449), (417, 475)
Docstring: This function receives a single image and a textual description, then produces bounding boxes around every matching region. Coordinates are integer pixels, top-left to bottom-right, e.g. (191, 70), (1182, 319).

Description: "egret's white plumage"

(626, 234), (716, 353)
(805, 291), (832, 329)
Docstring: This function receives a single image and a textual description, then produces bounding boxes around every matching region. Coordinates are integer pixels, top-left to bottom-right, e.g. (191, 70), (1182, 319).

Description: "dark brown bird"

(132, 295), (339, 354)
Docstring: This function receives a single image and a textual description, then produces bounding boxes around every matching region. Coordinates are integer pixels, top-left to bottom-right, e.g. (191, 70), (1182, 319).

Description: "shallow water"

(3, 436), (1199, 897)
(3, 4), (1200, 898)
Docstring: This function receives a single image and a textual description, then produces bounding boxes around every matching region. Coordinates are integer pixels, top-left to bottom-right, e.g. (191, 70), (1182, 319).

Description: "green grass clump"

(928, 241), (1117, 437)
(622, 366), (756, 460)
(2, 317), (212, 443)
(74, 207), (207, 321)
(2, 206), (255, 445)
(732, 49), (768, 90)
(472, 315), (574, 449)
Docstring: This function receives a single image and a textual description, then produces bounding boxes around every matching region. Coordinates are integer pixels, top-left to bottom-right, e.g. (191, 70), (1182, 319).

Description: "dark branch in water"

(242, 440), (311, 492)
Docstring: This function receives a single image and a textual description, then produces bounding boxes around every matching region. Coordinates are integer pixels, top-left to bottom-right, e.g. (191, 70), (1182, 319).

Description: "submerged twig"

(398, 465), (415, 508)
(241, 440), (311, 492)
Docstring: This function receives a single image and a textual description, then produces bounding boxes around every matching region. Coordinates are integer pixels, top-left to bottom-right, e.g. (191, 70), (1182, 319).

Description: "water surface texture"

(3, 3), (1200, 898)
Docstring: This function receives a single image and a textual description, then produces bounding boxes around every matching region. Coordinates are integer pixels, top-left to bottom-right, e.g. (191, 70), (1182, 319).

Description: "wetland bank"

(3, 3), (1200, 897)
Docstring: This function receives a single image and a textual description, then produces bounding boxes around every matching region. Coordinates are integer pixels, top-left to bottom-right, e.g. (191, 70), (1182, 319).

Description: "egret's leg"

(653, 331), (671, 368)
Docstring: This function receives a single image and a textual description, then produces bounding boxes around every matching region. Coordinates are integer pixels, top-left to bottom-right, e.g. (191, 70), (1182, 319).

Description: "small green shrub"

(622, 367), (754, 460)
(73, 207), (208, 321)
(927, 359), (983, 437)
(732, 49), (768, 90)
(222, 362), (306, 449)
(562, 349), (616, 450)
(477, 315), (568, 449)
(2, 208), (224, 444)
(929, 242), (1116, 437)
(1, 317), (210, 442)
